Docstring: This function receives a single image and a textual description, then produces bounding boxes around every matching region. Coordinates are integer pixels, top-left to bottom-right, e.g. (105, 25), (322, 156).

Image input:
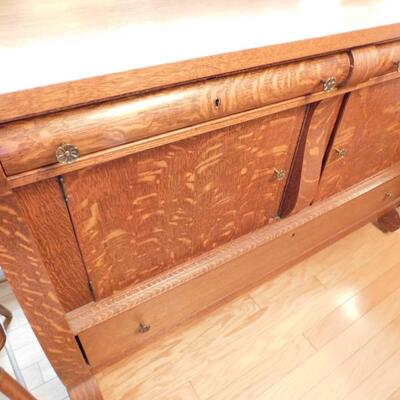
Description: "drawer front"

(78, 171), (400, 369)
(348, 40), (400, 85)
(0, 53), (350, 175)
(64, 107), (306, 299)
(316, 78), (400, 201)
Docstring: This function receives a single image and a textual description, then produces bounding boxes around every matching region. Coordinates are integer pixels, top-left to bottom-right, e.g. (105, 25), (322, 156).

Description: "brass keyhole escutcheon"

(322, 77), (337, 93)
(56, 143), (80, 164)
(214, 97), (222, 109)
(138, 321), (150, 333)
(335, 147), (346, 159)
(274, 168), (286, 181)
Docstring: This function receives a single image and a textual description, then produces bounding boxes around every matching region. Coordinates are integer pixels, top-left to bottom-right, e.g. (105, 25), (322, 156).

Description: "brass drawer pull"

(56, 143), (80, 164)
(335, 147), (346, 159)
(322, 77), (337, 93)
(385, 192), (393, 199)
(138, 321), (150, 333)
(274, 168), (286, 181)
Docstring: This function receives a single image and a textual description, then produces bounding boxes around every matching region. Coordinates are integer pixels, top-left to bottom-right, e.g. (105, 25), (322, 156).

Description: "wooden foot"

(69, 377), (104, 400)
(374, 208), (400, 233)
(0, 368), (36, 400)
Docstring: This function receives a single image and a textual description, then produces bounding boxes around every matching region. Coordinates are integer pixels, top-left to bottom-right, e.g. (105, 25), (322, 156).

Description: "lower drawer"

(77, 169), (400, 369)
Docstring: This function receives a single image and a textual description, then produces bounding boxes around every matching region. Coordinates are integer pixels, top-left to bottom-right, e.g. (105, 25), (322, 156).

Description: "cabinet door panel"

(65, 107), (305, 299)
(317, 79), (400, 201)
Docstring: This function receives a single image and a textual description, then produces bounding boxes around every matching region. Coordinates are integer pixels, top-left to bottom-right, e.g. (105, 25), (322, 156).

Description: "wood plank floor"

(96, 223), (400, 400)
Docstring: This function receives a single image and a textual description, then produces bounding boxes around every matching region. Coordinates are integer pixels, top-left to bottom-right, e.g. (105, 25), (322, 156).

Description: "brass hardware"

(322, 77), (337, 93)
(56, 143), (80, 164)
(335, 147), (346, 159)
(268, 215), (281, 224)
(138, 321), (150, 333)
(274, 168), (286, 181)
(385, 192), (393, 199)
(214, 97), (222, 109)
(395, 61), (400, 73)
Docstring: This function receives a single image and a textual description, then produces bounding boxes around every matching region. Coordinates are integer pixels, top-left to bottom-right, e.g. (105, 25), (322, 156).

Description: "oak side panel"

(0, 172), (102, 398)
(14, 179), (93, 311)
(64, 107), (305, 299)
(279, 96), (344, 216)
(0, 53), (350, 175)
(316, 78), (400, 200)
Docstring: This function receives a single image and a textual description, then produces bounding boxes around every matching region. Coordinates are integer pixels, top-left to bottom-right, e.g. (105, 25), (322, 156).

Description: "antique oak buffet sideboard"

(1, 1), (400, 398)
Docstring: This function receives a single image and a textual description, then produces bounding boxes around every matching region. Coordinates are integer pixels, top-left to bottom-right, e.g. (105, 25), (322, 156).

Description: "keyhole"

(214, 97), (222, 109)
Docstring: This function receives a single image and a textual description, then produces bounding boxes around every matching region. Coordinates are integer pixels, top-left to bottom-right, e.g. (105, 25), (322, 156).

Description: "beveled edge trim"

(7, 71), (400, 190)
(66, 163), (400, 334)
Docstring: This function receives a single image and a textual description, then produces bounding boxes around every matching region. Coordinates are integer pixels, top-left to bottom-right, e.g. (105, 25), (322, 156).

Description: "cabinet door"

(64, 107), (306, 299)
(316, 79), (400, 201)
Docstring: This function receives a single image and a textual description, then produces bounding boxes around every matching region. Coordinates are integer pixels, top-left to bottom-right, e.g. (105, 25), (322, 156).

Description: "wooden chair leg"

(0, 304), (12, 330)
(0, 368), (36, 400)
(374, 207), (400, 233)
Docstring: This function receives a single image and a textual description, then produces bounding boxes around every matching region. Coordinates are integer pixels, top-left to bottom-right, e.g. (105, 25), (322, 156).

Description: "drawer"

(316, 78), (400, 201)
(0, 52), (350, 175)
(77, 170), (400, 369)
(348, 40), (400, 85)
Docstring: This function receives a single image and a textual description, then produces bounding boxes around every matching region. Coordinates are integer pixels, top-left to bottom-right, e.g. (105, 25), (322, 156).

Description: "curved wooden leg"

(375, 207), (400, 233)
(0, 368), (36, 400)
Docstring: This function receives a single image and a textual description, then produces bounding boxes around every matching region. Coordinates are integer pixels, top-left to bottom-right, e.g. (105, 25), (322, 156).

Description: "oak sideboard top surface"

(0, 0), (400, 122)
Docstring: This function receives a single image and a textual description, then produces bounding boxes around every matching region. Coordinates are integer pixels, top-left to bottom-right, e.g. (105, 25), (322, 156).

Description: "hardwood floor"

(96, 223), (400, 400)
(0, 222), (399, 399)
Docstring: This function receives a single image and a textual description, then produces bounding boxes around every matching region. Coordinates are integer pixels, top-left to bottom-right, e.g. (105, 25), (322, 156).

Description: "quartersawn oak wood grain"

(67, 165), (400, 370)
(14, 179), (93, 311)
(1, 72), (398, 193)
(65, 107), (305, 299)
(68, 163), (400, 334)
(316, 78), (400, 200)
(347, 40), (400, 85)
(0, 170), (102, 399)
(0, 53), (350, 175)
